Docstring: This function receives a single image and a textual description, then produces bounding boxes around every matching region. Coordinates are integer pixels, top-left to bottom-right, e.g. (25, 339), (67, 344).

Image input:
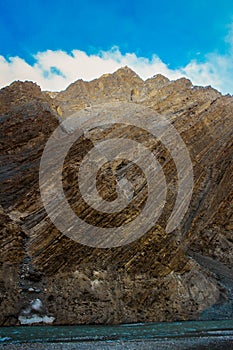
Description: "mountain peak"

(112, 66), (143, 80)
(0, 80), (46, 114)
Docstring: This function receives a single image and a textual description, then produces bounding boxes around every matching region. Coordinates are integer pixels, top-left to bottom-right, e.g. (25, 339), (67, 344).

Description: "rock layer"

(0, 69), (232, 325)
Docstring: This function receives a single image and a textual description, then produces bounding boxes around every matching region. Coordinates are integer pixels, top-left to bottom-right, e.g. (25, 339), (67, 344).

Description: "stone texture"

(0, 68), (232, 325)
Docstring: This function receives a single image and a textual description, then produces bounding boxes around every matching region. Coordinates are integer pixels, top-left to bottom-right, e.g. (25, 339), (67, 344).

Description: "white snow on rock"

(18, 315), (55, 325)
(30, 298), (43, 311)
(18, 298), (55, 325)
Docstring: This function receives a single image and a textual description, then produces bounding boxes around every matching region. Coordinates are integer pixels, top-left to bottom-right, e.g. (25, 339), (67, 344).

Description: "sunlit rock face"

(0, 68), (232, 325)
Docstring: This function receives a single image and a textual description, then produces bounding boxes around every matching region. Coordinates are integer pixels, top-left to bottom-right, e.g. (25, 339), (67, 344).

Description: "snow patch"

(18, 314), (55, 325)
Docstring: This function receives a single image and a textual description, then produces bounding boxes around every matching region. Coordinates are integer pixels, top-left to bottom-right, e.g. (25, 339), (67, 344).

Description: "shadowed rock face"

(0, 68), (232, 326)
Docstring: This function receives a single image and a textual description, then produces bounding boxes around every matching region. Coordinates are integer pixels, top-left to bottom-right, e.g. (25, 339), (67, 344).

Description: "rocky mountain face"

(0, 68), (232, 326)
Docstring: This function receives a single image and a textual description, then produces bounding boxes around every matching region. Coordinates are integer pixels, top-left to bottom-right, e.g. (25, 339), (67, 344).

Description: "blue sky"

(0, 0), (233, 92)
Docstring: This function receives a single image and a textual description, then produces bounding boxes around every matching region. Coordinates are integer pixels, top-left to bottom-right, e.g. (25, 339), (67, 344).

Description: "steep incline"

(0, 69), (232, 325)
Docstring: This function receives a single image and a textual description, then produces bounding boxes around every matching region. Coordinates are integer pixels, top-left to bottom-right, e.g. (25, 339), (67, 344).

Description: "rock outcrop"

(0, 68), (232, 326)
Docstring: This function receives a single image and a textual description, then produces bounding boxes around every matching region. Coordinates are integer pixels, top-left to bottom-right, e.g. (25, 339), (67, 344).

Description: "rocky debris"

(44, 260), (219, 324)
(0, 68), (232, 325)
(188, 251), (233, 320)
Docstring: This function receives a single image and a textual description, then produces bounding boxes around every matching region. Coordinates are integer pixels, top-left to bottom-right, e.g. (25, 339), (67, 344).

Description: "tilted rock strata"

(0, 68), (232, 325)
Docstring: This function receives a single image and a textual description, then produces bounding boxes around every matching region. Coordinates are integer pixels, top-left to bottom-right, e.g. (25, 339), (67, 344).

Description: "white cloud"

(0, 38), (233, 94)
(180, 53), (233, 94)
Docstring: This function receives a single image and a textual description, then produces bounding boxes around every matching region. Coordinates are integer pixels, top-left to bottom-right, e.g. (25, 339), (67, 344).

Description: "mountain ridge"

(0, 68), (232, 326)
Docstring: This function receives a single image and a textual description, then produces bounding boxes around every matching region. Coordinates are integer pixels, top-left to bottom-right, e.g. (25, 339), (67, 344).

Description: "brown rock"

(0, 68), (232, 325)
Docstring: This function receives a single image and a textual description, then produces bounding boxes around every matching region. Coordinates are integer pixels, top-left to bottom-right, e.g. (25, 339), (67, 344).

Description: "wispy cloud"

(0, 28), (233, 94)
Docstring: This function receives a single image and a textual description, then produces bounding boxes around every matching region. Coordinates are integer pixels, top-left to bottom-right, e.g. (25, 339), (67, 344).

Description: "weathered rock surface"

(0, 68), (232, 326)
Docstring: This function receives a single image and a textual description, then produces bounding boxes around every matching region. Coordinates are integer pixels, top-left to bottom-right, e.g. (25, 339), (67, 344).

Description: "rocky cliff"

(0, 68), (232, 326)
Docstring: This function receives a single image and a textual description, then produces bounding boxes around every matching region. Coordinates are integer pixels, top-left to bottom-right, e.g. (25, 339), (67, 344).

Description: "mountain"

(0, 68), (232, 325)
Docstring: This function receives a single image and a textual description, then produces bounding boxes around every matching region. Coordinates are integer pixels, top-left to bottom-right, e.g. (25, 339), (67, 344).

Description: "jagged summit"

(0, 80), (58, 117)
(144, 74), (170, 90)
(52, 66), (221, 116)
(0, 80), (41, 100)
(111, 65), (143, 79)
(0, 81), (42, 114)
